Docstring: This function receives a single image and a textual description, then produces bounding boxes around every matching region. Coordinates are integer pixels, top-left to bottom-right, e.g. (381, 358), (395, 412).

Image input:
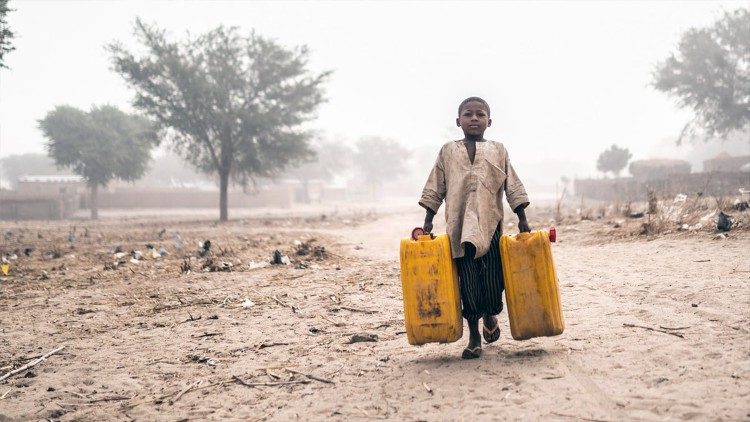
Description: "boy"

(419, 97), (530, 359)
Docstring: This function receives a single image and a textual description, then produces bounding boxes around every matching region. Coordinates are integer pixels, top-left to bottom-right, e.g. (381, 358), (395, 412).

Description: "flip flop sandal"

(483, 322), (500, 343)
(462, 346), (482, 359)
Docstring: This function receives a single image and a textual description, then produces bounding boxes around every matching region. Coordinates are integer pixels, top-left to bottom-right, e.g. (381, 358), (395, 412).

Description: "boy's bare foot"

(482, 314), (500, 343)
(462, 319), (482, 359)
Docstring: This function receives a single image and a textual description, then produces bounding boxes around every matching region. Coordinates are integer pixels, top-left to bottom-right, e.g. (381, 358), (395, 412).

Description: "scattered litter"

(347, 333), (378, 344)
(131, 250), (143, 260)
(294, 262), (308, 269)
(130, 258), (141, 265)
(198, 240), (211, 257)
(1, 263), (9, 276)
(241, 298), (255, 309)
(713, 233), (727, 240)
(173, 233), (183, 251)
(679, 224), (689, 231)
(673, 194), (687, 203)
(187, 355), (218, 366)
(114, 252), (127, 260)
(717, 212), (732, 231)
(247, 260), (270, 270)
(734, 201), (749, 212)
(158, 247), (168, 256)
(23, 248), (32, 257)
(613, 220), (624, 228)
(629, 212), (644, 219)
(271, 250), (291, 265)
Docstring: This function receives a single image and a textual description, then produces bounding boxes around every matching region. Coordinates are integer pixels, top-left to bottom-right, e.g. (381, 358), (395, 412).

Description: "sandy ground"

(0, 205), (749, 421)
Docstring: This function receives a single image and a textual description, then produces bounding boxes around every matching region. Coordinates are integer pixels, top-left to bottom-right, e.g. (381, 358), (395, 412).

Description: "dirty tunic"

(419, 140), (529, 259)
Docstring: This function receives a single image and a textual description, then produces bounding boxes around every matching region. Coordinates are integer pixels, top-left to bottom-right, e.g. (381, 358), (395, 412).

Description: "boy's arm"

(419, 149), (446, 233)
(503, 148), (531, 233)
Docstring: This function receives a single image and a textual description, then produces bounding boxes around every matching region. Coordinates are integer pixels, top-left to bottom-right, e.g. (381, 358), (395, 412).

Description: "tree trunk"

(90, 184), (99, 220)
(219, 171), (229, 222)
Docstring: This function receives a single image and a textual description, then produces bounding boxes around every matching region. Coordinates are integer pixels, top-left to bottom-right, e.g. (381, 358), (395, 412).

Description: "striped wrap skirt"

(454, 228), (504, 322)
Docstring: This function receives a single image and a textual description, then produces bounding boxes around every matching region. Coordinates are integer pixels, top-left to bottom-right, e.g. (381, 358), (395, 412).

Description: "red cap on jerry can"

(549, 227), (557, 242)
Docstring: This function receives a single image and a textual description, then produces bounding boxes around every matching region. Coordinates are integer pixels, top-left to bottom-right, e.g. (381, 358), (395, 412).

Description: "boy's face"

(456, 101), (491, 138)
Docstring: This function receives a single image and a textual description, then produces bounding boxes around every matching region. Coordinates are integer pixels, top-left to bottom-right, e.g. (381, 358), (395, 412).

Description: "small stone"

(348, 333), (378, 344)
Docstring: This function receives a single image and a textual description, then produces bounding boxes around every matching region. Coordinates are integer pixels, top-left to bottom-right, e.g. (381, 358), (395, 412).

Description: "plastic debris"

(717, 212), (732, 232)
(158, 247), (168, 256)
(130, 258), (141, 265)
(1, 263), (9, 276)
(271, 250), (290, 265)
(713, 233), (727, 240)
(241, 298), (255, 309)
(114, 252), (127, 259)
(673, 194), (687, 203)
(173, 233), (183, 251)
(198, 240), (211, 257)
(733, 199), (749, 212)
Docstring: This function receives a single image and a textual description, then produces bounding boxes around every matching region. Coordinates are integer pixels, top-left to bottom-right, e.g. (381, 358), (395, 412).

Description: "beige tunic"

(419, 140), (529, 259)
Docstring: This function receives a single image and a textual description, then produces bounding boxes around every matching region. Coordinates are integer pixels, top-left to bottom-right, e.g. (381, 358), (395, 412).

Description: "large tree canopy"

(108, 19), (330, 221)
(653, 8), (750, 143)
(39, 105), (158, 219)
(596, 144), (632, 177)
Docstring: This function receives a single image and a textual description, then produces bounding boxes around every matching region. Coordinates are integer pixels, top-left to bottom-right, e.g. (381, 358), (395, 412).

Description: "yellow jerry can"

(399, 233), (463, 345)
(500, 230), (564, 340)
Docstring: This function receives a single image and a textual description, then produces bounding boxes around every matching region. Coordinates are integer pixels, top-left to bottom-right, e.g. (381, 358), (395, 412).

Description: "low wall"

(0, 193), (80, 220)
(574, 171), (750, 201)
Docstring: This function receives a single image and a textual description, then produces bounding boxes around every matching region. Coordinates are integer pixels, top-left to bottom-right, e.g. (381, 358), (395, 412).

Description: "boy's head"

(457, 97), (490, 117)
(456, 97), (492, 138)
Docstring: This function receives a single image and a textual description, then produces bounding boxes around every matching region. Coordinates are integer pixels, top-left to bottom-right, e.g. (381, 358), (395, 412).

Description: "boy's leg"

(456, 243), (483, 358)
(480, 228), (504, 343)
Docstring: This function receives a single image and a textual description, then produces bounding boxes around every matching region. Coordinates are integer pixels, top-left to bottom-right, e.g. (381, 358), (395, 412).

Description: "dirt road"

(0, 209), (748, 420)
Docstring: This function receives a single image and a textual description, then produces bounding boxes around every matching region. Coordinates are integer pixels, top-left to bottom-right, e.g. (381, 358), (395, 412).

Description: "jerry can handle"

(411, 227), (435, 240)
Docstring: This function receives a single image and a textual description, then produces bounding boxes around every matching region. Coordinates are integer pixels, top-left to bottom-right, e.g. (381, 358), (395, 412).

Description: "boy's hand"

(423, 208), (436, 234)
(518, 220), (531, 233)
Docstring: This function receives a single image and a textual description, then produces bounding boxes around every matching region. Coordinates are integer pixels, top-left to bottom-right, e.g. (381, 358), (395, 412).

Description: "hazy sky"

(1, 0), (747, 183)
